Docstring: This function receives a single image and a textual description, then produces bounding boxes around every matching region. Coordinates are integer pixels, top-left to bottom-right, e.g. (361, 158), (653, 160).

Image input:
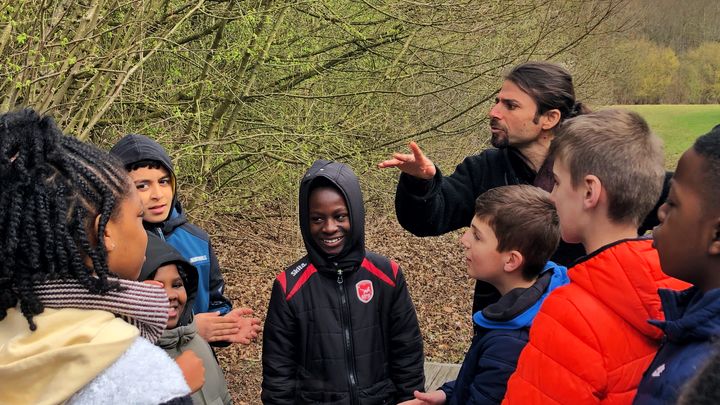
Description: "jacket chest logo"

(355, 280), (374, 303)
(188, 255), (208, 264)
(651, 363), (666, 378)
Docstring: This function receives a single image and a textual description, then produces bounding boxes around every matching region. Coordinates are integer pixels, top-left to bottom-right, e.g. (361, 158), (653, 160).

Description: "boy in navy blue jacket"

(401, 185), (568, 405)
(110, 134), (261, 345)
(633, 126), (720, 404)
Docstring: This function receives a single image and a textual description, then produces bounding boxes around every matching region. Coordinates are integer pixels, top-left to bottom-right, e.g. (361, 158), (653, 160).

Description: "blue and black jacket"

(634, 287), (720, 405)
(440, 262), (569, 405)
(151, 202), (232, 315)
(109, 134), (232, 316)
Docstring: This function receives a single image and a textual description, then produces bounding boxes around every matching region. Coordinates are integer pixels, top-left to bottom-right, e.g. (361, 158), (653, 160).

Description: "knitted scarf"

(34, 278), (169, 343)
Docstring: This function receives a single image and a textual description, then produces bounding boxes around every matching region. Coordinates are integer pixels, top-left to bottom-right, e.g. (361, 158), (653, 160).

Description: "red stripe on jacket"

(362, 258), (396, 287)
(277, 272), (287, 294)
(286, 264), (318, 301)
(390, 260), (399, 278)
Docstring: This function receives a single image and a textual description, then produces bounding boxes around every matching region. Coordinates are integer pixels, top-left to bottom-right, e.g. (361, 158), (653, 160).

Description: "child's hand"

(194, 311), (240, 343)
(224, 307), (262, 345)
(175, 350), (205, 393)
(398, 390), (446, 405)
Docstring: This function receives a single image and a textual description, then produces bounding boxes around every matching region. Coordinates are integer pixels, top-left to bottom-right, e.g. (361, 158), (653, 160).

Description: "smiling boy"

(262, 159), (424, 404)
(139, 234), (232, 405)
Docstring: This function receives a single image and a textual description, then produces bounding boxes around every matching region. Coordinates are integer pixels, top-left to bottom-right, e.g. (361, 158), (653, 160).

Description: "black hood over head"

(109, 133), (175, 174)
(299, 160), (365, 274)
(139, 232), (198, 326)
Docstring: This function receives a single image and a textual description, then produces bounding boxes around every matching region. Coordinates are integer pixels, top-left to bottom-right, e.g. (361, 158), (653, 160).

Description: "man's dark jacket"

(262, 160), (424, 405)
(395, 147), (670, 313)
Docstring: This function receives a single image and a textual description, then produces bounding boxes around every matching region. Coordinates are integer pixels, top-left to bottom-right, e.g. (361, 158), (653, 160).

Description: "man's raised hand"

(377, 141), (437, 180)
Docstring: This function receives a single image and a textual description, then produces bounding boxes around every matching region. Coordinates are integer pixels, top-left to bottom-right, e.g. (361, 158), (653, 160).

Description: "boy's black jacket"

(262, 160), (424, 405)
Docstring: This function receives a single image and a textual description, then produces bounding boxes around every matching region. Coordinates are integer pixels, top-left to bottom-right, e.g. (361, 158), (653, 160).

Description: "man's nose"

(489, 104), (502, 120)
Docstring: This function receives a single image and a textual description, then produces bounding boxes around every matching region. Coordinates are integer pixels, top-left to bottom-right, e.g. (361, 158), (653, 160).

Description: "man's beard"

(490, 118), (509, 148)
(490, 132), (509, 148)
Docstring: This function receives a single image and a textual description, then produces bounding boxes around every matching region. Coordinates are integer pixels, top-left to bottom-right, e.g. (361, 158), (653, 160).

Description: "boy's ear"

(709, 217), (720, 256)
(582, 174), (602, 210)
(503, 250), (524, 273)
(540, 109), (561, 131)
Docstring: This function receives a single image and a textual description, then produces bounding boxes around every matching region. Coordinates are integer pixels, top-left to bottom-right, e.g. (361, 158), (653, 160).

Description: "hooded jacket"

(502, 239), (691, 404)
(110, 134), (232, 316)
(139, 234), (232, 405)
(394, 148), (671, 315)
(440, 262), (569, 405)
(262, 160), (424, 405)
(633, 287), (720, 404)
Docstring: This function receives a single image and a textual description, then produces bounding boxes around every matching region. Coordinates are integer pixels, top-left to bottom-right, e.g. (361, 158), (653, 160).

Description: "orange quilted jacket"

(502, 239), (690, 404)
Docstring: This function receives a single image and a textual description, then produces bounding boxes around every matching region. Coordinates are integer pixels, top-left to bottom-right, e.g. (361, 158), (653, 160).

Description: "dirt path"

(207, 215), (475, 404)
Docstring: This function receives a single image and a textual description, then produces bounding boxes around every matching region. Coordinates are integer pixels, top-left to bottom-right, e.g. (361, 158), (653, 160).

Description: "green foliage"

(1, 0), (632, 218)
(681, 42), (720, 103)
(611, 39), (679, 104)
(602, 36), (720, 105)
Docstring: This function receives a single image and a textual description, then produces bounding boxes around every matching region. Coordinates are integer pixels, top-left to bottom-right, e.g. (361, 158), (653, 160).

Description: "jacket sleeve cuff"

(209, 340), (231, 348)
(440, 379), (455, 398)
(398, 166), (442, 200)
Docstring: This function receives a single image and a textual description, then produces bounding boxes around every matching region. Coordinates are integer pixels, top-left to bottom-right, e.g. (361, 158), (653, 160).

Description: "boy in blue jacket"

(634, 126), (720, 404)
(110, 134), (261, 345)
(401, 185), (568, 405)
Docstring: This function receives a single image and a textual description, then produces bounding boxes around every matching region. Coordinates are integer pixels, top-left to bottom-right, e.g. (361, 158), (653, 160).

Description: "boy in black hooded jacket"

(261, 160), (424, 404)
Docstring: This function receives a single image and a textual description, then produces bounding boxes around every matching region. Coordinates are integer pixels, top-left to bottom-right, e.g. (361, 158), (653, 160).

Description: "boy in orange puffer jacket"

(502, 109), (690, 404)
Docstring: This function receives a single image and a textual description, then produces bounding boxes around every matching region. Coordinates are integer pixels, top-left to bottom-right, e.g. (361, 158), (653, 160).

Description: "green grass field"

(612, 104), (720, 167)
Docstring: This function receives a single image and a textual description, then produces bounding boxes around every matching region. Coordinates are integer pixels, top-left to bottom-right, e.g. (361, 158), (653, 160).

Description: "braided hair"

(0, 109), (131, 330)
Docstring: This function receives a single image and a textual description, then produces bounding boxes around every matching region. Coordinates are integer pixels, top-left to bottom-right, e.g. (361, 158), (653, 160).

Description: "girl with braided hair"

(0, 109), (194, 404)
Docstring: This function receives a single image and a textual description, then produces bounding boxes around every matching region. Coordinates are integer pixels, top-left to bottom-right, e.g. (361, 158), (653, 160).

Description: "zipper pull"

(337, 268), (343, 284)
